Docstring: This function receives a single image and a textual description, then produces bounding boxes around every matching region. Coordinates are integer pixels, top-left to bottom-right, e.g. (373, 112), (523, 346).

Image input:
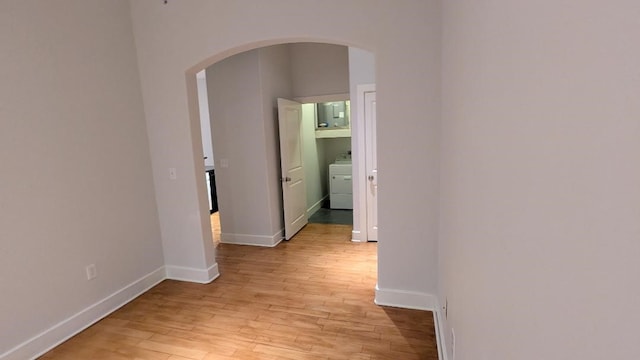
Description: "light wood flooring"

(40, 216), (438, 359)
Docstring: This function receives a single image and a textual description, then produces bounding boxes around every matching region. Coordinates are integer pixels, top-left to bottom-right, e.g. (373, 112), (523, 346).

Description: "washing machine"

(329, 160), (353, 209)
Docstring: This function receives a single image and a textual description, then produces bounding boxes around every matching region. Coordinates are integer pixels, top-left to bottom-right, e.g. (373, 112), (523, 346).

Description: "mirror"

(316, 101), (350, 130)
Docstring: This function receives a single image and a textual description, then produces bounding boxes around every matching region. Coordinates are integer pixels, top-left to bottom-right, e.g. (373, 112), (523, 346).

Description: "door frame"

(352, 83), (376, 242)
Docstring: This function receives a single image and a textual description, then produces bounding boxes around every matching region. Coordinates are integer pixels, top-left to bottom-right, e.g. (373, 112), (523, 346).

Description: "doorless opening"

(184, 41), (376, 251)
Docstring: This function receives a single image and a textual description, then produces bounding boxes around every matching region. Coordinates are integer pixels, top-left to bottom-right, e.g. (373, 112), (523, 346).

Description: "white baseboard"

(433, 301), (448, 360)
(374, 285), (437, 311)
(374, 286), (446, 359)
(165, 263), (219, 284)
(1, 267), (166, 360)
(351, 229), (366, 242)
(307, 196), (328, 216)
(221, 230), (283, 247)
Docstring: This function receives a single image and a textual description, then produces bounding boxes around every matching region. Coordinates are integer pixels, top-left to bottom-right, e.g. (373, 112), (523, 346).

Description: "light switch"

(169, 167), (177, 180)
(220, 159), (229, 168)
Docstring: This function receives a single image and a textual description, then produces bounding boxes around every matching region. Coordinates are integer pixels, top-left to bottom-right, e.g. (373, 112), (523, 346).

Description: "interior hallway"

(41, 218), (437, 359)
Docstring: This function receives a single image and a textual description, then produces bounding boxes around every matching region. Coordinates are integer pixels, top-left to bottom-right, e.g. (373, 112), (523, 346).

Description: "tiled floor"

(308, 208), (353, 225)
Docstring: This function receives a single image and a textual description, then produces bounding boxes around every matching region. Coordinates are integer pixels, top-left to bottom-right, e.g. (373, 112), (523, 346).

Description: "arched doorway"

(184, 40), (376, 271)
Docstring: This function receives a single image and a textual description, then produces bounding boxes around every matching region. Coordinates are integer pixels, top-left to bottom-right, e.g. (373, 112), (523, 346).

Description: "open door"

(277, 98), (308, 240)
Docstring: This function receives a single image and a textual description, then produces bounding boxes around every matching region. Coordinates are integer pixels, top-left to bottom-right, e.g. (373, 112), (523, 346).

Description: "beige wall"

(0, 0), (163, 356)
(5, 1), (638, 359)
(129, 0), (441, 305)
(440, 1), (640, 359)
(258, 45), (294, 236)
(206, 45), (294, 245)
(207, 50), (272, 240)
(290, 43), (350, 97)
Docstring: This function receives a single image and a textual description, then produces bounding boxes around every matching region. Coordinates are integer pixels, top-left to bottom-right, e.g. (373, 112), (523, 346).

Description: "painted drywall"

(302, 104), (327, 212)
(348, 48), (375, 123)
(196, 71), (214, 168)
(206, 49), (275, 241)
(373, 1), (441, 297)
(129, 0), (440, 306)
(257, 45), (294, 236)
(0, 0), (163, 356)
(290, 43), (349, 97)
(206, 44), (293, 244)
(439, 1), (640, 359)
(321, 137), (351, 166)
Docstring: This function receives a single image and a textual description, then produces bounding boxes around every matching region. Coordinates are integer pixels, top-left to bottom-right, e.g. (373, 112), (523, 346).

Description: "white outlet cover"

(86, 264), (97, 280)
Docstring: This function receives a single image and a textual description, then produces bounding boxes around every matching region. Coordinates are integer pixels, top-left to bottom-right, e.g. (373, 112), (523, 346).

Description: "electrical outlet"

(169, 167), (177, 180)
(451, 328), (456, 360)
(86, 264), (97, 280)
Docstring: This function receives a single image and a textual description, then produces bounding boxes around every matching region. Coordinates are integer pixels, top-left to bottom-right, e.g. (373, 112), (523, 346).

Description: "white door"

(277, 98), (308, 240)
(364, 91), (378, 241)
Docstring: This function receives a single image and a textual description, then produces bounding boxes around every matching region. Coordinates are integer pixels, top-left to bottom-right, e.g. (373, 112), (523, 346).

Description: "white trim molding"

(307, 196), (328, 217)
(433, 302), (448, 360)
(294, 92), (350, 104)
(351, 229), (366, 242)
(1, 267), (166, 360)
(374, 285), (437, 311)
(353, 83), (376, 244)
(221, 230), (284, 247)
(165, 263), (219, 284)
(374, 286), (446, 359)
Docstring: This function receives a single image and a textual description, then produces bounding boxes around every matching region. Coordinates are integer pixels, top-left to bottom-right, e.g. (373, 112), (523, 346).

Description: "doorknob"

(368, 175), (374, 181)
(282, 177), (291, 182)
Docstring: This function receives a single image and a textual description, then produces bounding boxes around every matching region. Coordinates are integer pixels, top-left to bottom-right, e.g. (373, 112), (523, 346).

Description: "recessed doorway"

(193, 42), (376, 246)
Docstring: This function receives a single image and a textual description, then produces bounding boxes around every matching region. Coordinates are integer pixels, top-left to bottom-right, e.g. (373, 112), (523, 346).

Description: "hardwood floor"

(210, 211), (221, 246)
(40, 219), (438, 359)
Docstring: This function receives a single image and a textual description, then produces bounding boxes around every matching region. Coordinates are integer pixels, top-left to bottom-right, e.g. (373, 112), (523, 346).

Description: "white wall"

(321, 138), (351, 166)
(291, 43), (349, 97)
(302, 104), (327, 212)
(129, 0), (440, 312)
(348, 47), (375, 115)
(257, 45), (294, 235)
(197, 71), (214, 168)
(374, 1), (441, 300)
(206, 45), (292, 245)
(206, 50), (275, 243)
(0, 1), (164, 357)
(6, 2), (640, 358)
(440, 1), (640, 359)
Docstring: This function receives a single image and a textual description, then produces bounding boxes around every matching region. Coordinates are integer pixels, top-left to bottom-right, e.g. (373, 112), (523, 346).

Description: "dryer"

(329, 161), (353, 209)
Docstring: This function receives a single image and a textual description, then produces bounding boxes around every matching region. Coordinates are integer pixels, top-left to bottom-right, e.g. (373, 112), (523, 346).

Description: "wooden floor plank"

(40, 217), (438, 359)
